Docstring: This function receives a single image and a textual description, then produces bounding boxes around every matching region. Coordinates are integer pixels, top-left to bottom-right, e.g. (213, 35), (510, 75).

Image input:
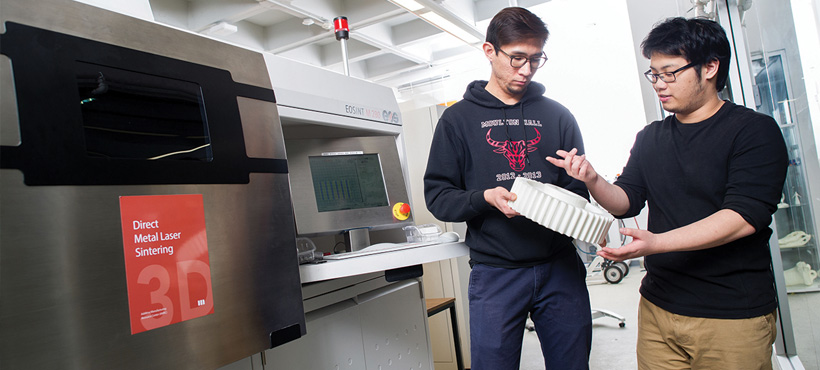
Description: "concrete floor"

(786, 288), (820, 370)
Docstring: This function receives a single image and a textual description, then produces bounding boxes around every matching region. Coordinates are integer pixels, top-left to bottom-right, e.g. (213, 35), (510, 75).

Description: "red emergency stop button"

(393, 202), (411, 220)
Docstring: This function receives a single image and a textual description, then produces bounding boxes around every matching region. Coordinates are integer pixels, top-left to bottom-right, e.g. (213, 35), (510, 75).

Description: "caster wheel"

(619, 322), (626, 328)
(604, 265), (624, 284)
(614, 261), (629, 276)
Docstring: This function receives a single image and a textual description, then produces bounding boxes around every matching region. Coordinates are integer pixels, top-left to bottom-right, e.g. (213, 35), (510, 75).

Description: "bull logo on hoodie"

(486, 128), (541, 171)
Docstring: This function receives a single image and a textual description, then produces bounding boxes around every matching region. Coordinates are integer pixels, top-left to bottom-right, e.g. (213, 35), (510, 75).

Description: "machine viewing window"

(308, 154), (389, 212)
(76, 61), (212, 161)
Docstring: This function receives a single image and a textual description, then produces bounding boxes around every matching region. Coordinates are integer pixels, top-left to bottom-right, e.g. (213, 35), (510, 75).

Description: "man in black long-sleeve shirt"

(548, 18), (788, 370)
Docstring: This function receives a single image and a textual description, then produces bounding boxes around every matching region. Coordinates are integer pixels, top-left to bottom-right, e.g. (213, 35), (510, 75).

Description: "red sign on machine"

(119, 194), (214, 334)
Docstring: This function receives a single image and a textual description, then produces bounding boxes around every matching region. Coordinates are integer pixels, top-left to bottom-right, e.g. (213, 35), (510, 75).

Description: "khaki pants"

(637, 297), (777, 370)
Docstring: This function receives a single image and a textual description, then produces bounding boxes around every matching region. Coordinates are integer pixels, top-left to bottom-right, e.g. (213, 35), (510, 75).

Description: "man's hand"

(546, 148), (599, 184)
(484, 186), (520, 218)
(598, 228), (662, 262)
(600, 209), (758, 262)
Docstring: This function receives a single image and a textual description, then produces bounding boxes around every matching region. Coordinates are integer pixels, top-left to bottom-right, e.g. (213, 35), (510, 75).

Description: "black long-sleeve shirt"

(615, 101), (788, 319)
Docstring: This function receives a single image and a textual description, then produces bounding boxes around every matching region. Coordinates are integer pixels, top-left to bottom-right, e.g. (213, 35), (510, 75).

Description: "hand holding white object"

(598, 228), (661, 262)
(484, 186), (520, 218)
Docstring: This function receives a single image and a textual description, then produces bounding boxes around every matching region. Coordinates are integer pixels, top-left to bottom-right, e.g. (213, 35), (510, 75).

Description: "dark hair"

(486, 7), (549, 51)
(641, 17), (731, 91)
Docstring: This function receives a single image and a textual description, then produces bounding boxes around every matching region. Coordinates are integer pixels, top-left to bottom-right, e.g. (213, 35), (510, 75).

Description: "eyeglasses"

(497, 48), (548, 70)
(643, 62), (697, 84)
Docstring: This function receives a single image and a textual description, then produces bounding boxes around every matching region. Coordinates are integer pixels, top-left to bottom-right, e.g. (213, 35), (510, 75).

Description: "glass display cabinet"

(752, 52), (819, 292)
(775, 127), (818, 292)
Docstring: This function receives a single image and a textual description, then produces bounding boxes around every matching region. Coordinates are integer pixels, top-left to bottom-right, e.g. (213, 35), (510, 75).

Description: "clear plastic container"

(296, 237), (319, 264)
(402, 223), (442, 243)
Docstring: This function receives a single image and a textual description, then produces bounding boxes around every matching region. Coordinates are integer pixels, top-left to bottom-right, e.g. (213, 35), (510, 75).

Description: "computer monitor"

(286, 136), (413, 245)
(309, 153), (389, 212)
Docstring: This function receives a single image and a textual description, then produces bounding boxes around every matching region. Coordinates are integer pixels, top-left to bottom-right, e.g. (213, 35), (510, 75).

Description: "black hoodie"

(424, 80), (589, 267)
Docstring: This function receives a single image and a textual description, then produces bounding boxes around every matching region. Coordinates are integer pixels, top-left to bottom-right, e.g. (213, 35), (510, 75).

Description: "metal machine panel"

(359, 280), (432, 370)
(0, 173), (302, 369)
(286, 136), (414, 236)
(264, 54), (402, 127)
(264, 299), (369, 370)
(0, 1), (305, 368)
(263, 278), (432, 370)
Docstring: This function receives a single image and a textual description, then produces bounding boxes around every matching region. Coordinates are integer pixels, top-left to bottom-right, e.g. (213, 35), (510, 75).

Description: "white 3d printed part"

(508, 177), (614, 245)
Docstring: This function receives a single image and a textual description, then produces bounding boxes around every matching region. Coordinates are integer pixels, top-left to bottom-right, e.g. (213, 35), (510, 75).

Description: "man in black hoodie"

(424, 7), (591, 370)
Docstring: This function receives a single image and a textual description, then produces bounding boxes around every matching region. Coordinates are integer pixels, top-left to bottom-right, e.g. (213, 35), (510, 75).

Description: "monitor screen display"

(286, 136), (411, 236)
(308, 153), (389, 212)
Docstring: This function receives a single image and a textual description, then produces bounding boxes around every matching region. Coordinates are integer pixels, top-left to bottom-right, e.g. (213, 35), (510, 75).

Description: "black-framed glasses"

(497, 48), (548, 70)
(643, 62), (697, 83)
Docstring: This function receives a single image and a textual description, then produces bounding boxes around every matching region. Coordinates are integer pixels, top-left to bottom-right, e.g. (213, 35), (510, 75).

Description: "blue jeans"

(468, 249), (592, 370)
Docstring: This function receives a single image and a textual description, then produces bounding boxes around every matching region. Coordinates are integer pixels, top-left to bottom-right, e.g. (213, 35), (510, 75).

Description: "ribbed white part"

(508, 177), (614, 245)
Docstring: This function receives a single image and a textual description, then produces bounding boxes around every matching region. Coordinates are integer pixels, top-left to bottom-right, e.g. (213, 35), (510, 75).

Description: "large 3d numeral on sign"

(138, 265), (174, 330)
(136, 261), (214, 330)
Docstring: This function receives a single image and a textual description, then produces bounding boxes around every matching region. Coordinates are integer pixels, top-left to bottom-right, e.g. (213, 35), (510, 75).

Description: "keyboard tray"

(323, 241), (439, 260)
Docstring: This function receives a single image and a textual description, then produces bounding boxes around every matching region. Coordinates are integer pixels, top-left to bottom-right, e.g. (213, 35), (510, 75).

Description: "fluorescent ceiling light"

(390, 0), (424, 12)
(418, 12), (482, 44)
(204, 21), (238, 36)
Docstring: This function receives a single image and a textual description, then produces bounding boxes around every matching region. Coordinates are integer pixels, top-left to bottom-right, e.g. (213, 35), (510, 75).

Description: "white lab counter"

(299, 241), (469, 283)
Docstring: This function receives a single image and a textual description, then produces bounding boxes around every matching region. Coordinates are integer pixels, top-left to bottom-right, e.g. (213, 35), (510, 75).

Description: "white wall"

(531, 0), (647, 181)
